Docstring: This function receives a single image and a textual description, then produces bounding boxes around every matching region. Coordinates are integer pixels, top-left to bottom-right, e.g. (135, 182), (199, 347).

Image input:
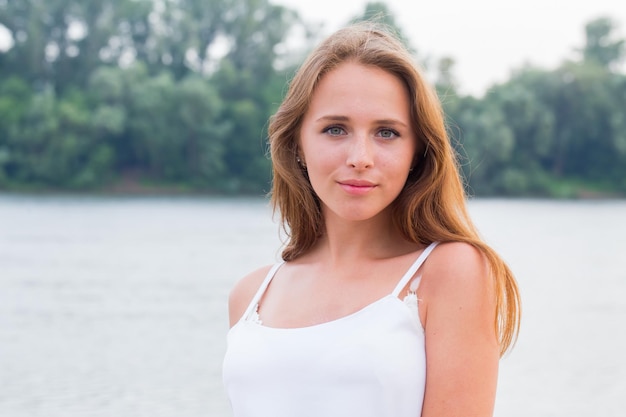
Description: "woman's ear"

(296, 155), (307, 169)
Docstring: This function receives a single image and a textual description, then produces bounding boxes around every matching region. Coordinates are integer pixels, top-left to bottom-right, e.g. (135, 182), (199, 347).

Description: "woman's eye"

(378, 128), (399, 139)
(324, 126), (345, 136)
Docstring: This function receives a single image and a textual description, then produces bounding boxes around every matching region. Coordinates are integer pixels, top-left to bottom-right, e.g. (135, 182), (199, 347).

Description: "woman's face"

(299, 62), (416, 224)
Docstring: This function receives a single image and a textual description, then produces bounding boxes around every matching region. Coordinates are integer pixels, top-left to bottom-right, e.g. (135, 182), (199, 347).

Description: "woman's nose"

(346, 133), (374, 169)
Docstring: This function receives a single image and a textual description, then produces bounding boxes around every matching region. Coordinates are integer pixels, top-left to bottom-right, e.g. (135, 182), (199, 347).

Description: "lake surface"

(0, 196), (624, 417)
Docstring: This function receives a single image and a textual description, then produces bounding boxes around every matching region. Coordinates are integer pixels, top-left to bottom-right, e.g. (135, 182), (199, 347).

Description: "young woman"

(223, 23), (520, 417)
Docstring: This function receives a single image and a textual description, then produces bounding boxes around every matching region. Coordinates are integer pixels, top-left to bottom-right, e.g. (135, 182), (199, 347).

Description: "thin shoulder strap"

(392, 242), (439, 296)
(241, 262), (284, 321)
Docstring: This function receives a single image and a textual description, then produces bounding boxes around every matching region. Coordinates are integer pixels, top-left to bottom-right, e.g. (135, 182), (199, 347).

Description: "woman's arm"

(419, 242), (500, 417)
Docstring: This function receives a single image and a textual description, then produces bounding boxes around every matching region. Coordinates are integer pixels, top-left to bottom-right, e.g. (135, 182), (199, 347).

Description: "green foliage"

(448, 96), (515, 195)
(581, 17), (625, 69)
(444, 16), (626, 197)
(0, 0), (301, 193)
(0, 0), (624, 197)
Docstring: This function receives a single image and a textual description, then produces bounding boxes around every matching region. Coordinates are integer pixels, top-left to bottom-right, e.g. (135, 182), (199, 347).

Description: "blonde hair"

(268, 23), (520, 355)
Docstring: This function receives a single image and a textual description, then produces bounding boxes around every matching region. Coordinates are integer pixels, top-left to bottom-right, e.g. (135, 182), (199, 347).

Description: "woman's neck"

(310, 209), (419, 267)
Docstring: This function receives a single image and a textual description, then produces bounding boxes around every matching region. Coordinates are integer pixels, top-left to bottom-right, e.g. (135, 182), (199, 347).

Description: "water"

(0, 196), (624, 417)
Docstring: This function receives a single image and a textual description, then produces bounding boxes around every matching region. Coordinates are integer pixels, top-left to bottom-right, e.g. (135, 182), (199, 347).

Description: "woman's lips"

(338, 180), (377, 195)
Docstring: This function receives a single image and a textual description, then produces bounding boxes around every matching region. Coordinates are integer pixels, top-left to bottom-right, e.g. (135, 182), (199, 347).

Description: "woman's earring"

(297, 156), (307, 169)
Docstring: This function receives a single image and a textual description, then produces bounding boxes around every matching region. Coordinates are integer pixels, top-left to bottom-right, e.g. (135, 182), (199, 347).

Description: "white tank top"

(223, 242), (439, 417)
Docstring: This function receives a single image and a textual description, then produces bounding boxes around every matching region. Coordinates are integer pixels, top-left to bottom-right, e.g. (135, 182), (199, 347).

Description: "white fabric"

(223, 242), (439, 417)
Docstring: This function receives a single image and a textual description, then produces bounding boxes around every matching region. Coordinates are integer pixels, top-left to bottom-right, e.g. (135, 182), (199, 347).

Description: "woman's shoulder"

(228, 264), (275, 327)
(429, 241), (486, 266)
(422, 241), (492, 297)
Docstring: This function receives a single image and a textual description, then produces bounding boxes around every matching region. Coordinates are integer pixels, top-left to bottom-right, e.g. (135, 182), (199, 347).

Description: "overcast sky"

(277, 0), (626, 96)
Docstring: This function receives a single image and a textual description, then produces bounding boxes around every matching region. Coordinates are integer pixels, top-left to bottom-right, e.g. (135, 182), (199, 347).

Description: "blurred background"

(0, 1), (625, 416)
(0, 0), (625, 196)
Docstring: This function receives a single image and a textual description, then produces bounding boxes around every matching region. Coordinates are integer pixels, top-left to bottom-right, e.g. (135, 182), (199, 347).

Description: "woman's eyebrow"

(315, 115), (408, 128)
(315, 115), (350, 123)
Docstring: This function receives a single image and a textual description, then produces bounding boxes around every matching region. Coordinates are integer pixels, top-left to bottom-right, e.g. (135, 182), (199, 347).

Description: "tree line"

(0, 1), (624, 197)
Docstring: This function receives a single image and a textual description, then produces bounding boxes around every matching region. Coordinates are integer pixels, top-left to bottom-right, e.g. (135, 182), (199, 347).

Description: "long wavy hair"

(268, 23), (520, 355)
